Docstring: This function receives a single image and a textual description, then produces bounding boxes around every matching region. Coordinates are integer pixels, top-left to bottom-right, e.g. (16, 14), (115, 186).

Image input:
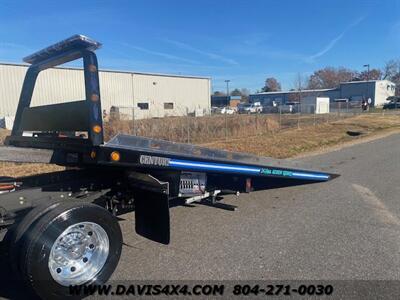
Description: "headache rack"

(5, 34), (104, 151)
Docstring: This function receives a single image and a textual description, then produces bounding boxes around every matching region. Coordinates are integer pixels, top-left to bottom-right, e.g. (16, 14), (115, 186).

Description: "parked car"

(262, 105), (279, 114)
(383, 101), (399, 110)
(279, 102), (299, 114)
(237, 103), (249, 114)
(211, 106), (222, 114)
(386, 96), (400, 102)
(238, 103), (263, 114)
(221, 106), (236, 114)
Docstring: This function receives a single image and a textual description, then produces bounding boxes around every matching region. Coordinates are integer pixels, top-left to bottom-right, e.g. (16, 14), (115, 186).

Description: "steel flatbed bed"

(100, 134), (332, 180)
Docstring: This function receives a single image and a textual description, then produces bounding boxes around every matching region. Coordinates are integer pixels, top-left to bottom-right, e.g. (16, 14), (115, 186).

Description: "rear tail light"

(245, 178), (252, 193)
(0, 182), (21, 193)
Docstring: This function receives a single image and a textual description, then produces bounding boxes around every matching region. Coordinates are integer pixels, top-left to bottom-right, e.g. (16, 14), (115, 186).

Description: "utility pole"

(363, 64), (370, 81)
(297, 73), (302, 128)
(224, 80), (230, 140)
(224, 79), (230, 101)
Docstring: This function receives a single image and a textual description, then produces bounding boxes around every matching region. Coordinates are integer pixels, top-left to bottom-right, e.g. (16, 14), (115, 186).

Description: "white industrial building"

(0, 63), (211, 123)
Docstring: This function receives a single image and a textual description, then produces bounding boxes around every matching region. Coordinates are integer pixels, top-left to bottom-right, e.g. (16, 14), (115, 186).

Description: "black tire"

(9, 199), (63, 277)
(18, 201), (122, 299)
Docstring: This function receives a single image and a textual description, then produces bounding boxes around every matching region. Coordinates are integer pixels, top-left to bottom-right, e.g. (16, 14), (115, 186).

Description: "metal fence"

(103, 104), (399, 144)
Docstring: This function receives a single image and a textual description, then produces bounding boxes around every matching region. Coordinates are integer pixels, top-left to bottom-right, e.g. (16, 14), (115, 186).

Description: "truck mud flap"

(128, 171), (171, 244)
(134, 190), (170, 244)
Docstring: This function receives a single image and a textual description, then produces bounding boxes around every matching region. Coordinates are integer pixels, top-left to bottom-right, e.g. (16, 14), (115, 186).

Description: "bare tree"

(357, 69), (382, 81)
(213, 91), (226, 96)
(337, 67), (357, 83)
(261, 77), (281, 92)
(230, 88), (242, 96)
(240, 88), (250, 97)
(391, 72), (400, 96)
(381, 60), (400, 96)
(293, 73), (307, 90)
(307, 67), (356, 89)
(240, 88), (250, 102)
(394, 74), (400, 96)
(382, 59), (400, 80)
(289, 73), (308, 102)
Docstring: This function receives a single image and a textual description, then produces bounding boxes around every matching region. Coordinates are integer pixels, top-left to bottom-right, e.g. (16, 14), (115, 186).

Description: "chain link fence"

(103, 103), (400, 144)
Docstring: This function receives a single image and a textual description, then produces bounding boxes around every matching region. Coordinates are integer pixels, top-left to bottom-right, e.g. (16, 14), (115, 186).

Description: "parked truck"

(0, 35), (337, 299)
(237, 102), (263, 114)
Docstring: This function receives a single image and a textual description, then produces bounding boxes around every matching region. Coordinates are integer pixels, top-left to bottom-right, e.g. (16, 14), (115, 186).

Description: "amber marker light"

(91, 94), (99, 101)
(88, 64), (97, 72)
(110, 151), (120, 162)
(93, 125), (102, 133)
(90, 150), (96, 159)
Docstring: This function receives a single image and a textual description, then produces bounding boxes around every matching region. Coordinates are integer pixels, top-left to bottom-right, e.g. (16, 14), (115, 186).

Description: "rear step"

(184, 190), (238, 211)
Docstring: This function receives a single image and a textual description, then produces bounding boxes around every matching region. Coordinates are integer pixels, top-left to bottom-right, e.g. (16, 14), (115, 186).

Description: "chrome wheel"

(48, 222), (109, 286)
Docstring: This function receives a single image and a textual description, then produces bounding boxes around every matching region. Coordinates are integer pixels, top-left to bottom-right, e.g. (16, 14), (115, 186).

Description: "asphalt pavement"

(112, 133), (400, 282)
(1, 133), (399, 299)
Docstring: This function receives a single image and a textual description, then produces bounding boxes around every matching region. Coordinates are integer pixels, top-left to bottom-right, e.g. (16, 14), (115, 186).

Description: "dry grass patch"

(201, 114), (400, 159)
(0, 162), (63, 177)
(0, 129), (64, 177)
(104, 114), (280, 143)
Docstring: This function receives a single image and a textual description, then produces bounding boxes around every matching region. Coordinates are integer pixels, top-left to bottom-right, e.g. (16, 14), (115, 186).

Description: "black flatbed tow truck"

(0, 35), (338, 299)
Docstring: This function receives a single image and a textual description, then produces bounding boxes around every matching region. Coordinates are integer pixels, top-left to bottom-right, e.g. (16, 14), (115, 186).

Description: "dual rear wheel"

(10, 201), (122, 299)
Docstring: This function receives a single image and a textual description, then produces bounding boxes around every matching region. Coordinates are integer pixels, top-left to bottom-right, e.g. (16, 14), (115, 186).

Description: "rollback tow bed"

(0, 35), (338, 299)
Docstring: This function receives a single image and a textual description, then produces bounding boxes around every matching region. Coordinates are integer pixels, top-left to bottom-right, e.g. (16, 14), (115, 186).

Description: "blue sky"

(0, 0), (399, 92)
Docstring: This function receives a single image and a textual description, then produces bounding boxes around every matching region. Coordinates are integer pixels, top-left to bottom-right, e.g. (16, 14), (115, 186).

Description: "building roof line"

(251, 79), (396, 96)
(339, 79), (394, 84)
(0, 61), (211, 80)
(252, 88), (337, 95)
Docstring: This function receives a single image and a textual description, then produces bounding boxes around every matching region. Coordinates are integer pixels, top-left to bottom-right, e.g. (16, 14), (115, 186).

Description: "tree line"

(212, 88), (251, 101)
